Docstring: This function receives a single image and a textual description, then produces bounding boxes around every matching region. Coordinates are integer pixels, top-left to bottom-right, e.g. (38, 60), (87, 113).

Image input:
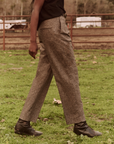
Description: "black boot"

(15, 119), (43, 136)
(74, 121), (102, 138)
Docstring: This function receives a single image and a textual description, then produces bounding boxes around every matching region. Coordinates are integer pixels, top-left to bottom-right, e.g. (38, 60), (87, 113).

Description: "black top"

(38, 0), (66, 28)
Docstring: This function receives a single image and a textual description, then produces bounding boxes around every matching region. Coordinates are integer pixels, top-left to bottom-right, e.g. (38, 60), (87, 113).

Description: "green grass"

(0, 49), (114, 144)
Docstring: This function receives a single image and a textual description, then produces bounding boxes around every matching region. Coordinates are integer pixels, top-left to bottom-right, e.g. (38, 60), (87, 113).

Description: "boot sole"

(15, 130), (42, 136)
(73, 129), (93, 138)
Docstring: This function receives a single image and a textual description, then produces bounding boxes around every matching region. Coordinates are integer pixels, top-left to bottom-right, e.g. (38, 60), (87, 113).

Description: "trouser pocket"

(60, 16), (71, 41)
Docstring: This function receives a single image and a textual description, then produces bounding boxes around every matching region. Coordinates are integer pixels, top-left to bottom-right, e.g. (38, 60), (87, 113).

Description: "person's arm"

(29, 0), (45, 59)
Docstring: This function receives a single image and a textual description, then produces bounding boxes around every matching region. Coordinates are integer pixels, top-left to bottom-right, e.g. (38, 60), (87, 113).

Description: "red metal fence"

(0, 13), (114, 50)
(67, 13), (114, 44)
(0, 15), (31, 50)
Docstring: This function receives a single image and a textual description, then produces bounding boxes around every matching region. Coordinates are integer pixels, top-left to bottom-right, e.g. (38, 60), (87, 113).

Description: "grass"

(0, 48), (114, 144)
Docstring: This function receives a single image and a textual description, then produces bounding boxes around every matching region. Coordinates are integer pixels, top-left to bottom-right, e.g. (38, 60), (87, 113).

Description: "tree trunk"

(21, 1), (23, 20)
(76, 0), (78, 15)
(84, 0), (88, 14)
(4, 0), (6, 19)
(12, 8), (15, 20)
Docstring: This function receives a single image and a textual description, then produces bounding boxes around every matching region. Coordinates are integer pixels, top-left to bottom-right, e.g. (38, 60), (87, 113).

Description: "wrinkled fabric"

(20, 16), (85, 124)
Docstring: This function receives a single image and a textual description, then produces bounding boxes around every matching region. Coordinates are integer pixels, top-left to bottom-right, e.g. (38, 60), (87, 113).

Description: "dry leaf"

(0, 126), (6, 129)
(67, 141), (74, 144)
(107, 138), (113, 143)
(43, 118), (48, 122)
(0, 119), (5, 122)
(9, 55), (12, 57)
(92, 61), (97, 64)
(53, 98), (62, 104)
(31, 62), (35, 64)
(94, 56), (97, 59)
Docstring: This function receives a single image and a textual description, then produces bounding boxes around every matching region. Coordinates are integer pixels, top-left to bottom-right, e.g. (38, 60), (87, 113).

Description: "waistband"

(39, 15), (66, 30)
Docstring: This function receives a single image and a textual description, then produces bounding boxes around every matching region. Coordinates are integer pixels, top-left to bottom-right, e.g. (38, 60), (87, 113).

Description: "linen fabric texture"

(20, 16), (85, 124)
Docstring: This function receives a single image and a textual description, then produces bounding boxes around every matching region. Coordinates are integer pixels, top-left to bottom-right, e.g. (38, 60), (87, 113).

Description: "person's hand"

(29, 42), (38, 59)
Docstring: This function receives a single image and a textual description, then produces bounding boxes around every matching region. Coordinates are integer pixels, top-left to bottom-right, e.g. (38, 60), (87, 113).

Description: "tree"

(75, 0), (78, 15)
(84, 0), (88, 14)
(0, 0), (114, 19)
(0, 0), (3, 16)
(11, 4), (16, 19)
(77, 0), (114, 14)
(20, 0), (27, 19)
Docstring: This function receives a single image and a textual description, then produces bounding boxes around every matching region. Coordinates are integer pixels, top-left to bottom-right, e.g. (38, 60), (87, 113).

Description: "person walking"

(15, 0), (102, 138)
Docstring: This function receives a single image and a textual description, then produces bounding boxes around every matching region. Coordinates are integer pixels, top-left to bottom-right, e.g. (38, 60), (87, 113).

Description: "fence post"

(70, 15), (73, 40)
(3, 16), (5, 50)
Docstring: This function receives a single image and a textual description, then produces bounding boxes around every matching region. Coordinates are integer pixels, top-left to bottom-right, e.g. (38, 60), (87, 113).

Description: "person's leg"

(19, 43), (53, 122)
(38, 16), (102, 137)
(15, 43), (53, 136)
(39, 16), (85, 124)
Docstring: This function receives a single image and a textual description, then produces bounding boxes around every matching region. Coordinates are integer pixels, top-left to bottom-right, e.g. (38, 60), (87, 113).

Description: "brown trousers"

(20, 16), (85, 124)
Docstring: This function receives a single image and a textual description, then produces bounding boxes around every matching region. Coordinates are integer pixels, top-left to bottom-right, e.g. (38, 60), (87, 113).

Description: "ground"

(0, 28), (114, 144)
(0, 49), (114, 144)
